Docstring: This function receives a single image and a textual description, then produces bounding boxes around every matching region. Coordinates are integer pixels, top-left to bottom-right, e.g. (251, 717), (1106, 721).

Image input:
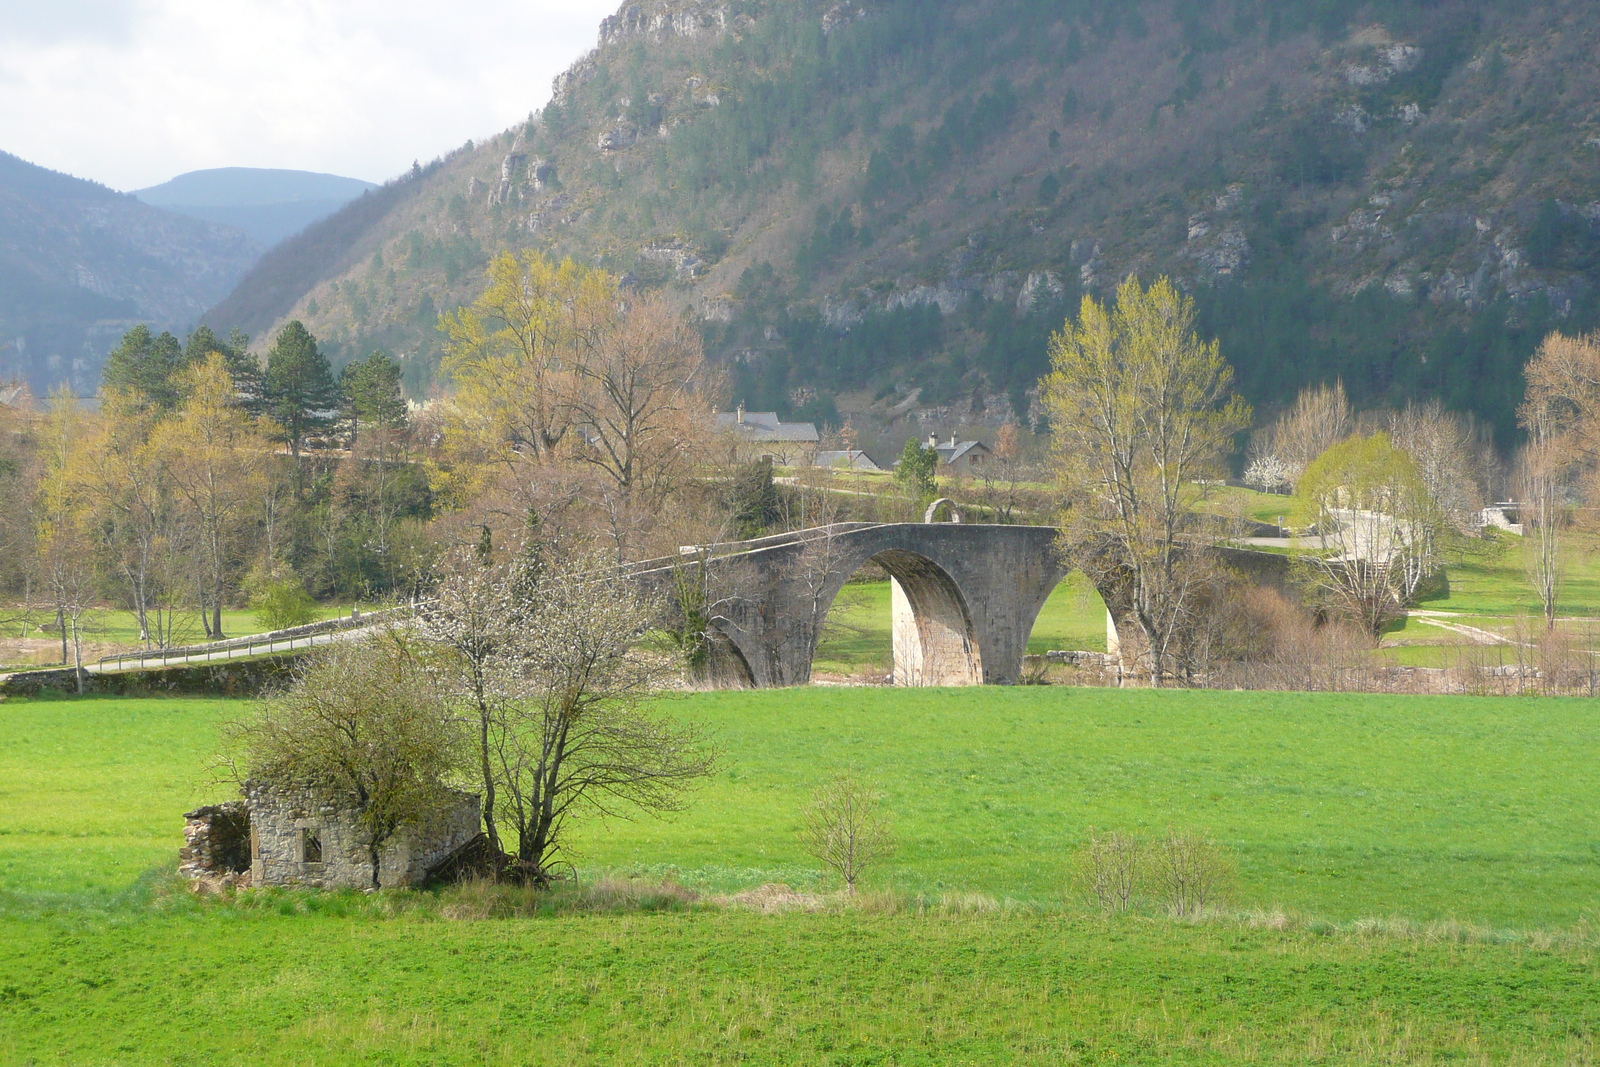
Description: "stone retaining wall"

(0, 654), (305, 698)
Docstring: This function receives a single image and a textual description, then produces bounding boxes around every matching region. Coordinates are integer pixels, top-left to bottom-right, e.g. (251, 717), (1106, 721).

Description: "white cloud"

(0, 0), (617, 190)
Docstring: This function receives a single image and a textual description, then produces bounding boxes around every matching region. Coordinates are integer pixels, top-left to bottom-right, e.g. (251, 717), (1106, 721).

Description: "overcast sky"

(0, 0), (619, 191)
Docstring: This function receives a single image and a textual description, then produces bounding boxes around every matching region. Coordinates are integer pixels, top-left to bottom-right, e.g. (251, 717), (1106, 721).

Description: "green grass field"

(5, 906), (1597, 1065)
(4, 688), (1600, 1063)
(5, 690), (1598, 919)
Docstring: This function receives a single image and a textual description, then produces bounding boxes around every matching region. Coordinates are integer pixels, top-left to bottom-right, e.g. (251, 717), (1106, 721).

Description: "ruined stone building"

(182, 783), (481, 890)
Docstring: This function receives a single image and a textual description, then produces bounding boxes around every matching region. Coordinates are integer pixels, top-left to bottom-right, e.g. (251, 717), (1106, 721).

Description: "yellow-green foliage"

(1293, 431), (1432, 526)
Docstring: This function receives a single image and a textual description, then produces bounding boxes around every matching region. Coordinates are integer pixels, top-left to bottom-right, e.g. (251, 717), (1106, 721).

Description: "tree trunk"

(70, 614), (84, 695)
(477, 694), (501, 857)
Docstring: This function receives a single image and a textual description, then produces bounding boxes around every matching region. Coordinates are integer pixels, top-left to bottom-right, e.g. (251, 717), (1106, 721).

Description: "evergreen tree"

(894, 439), (938, 500)
(264, 321), (337, 457)
(340, 350), (407, 443)
(729, 458), (781, 539)
(101, 325), (188, 412)
(185, 325), (265, 416)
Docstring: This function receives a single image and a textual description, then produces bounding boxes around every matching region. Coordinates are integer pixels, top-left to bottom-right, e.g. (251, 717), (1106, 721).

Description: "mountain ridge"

(0, 151), (260, 393)
(199, 0), (1600, 442)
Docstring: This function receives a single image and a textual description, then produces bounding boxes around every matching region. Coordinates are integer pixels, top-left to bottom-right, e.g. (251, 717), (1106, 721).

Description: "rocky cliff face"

(204, 0), (1600, 440)
(0, 152), (259, 393)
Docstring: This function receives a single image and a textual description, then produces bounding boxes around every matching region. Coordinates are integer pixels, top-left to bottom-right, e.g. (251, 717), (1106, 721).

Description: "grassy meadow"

(3, 687), (1600, 1062)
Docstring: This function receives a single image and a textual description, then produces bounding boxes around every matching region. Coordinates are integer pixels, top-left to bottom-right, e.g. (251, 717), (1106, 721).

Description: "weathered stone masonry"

(244, 781), (481, 890)
(182, 786), (481, 890)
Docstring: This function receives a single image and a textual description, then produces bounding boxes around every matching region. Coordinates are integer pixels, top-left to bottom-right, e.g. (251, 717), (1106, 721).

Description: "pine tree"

(894, 438), (938, 500)
(101, 325), (188, 412)
(339, 351), (407, 444)
(186, 325), (264, 416)
(264, 321), (337, 458)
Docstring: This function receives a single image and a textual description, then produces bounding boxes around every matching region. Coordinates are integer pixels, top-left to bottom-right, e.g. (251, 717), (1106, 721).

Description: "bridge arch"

(850, 549), (982, 687)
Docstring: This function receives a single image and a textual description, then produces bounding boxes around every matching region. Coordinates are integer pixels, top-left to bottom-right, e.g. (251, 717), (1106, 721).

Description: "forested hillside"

(204, 0), (1600, 445)
(0, 153), (260, 395)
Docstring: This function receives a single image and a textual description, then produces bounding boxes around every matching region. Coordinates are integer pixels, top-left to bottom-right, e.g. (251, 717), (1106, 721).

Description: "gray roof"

(814, 449), (881, 470)
(713, 410), (819, 443)
(935, 440), (990, 464)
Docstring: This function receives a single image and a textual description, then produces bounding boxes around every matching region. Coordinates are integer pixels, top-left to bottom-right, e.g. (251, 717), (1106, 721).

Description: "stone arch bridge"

(630, 522), (1292, 688)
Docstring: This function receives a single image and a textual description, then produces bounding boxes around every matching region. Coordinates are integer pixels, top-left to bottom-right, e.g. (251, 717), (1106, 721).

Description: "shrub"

(1153, 827), (1235, 917)
(799, 772), (896, 894)
(1075, 828), (1144, 911)
(251, 579), (318, 632)
(1072, 827), (1236, 916)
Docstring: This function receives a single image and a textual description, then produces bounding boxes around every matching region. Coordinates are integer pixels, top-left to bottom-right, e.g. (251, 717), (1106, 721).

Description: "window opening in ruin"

(302, 828), (323, 864)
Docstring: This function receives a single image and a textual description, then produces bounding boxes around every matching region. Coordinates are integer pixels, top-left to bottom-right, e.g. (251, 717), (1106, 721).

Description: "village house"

(181, 783), (482, 890)
(928, 433), (991, 470)
(712, 405), (820, 466)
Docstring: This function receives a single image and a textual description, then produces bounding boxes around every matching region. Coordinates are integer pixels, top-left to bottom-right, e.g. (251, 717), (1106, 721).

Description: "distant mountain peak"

(133, 168), (376, 208)
(133, 167), (377, 249)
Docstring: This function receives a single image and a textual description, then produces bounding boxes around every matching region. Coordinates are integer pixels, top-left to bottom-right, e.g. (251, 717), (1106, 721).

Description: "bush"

(251, 579), (318, 632)
(1072, 827), (1235, 916)
(799, 772), (895, 894)
(1076, 828), (1144, 911)
(1153, 827), (1235, 918)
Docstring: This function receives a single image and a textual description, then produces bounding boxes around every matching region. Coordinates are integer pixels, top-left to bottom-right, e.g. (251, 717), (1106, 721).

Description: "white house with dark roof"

(927, 433), (991, 470)
(712, 405), (820, 465)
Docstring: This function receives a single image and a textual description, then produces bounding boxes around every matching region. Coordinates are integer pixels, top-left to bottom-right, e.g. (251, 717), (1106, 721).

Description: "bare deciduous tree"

(427, 545), (715, 883)
(497, 553), (713, 881)
(1153, 828), (1234, 917)
(1516, 330), (1600, 628)
(1387, 400), (1486, 532)
(1076, 828), (1144, 912)
(420, 546), (532, 858)
(1254, 380), (1351, 489)
(1515, 426), (1567, 631)
(799, 772), (895, 894)
(569, 294), (712, 512)
(1072, 826), (1234, 916)
(977, 421), (1026, 523)
(1521, 330), (1600, 503)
